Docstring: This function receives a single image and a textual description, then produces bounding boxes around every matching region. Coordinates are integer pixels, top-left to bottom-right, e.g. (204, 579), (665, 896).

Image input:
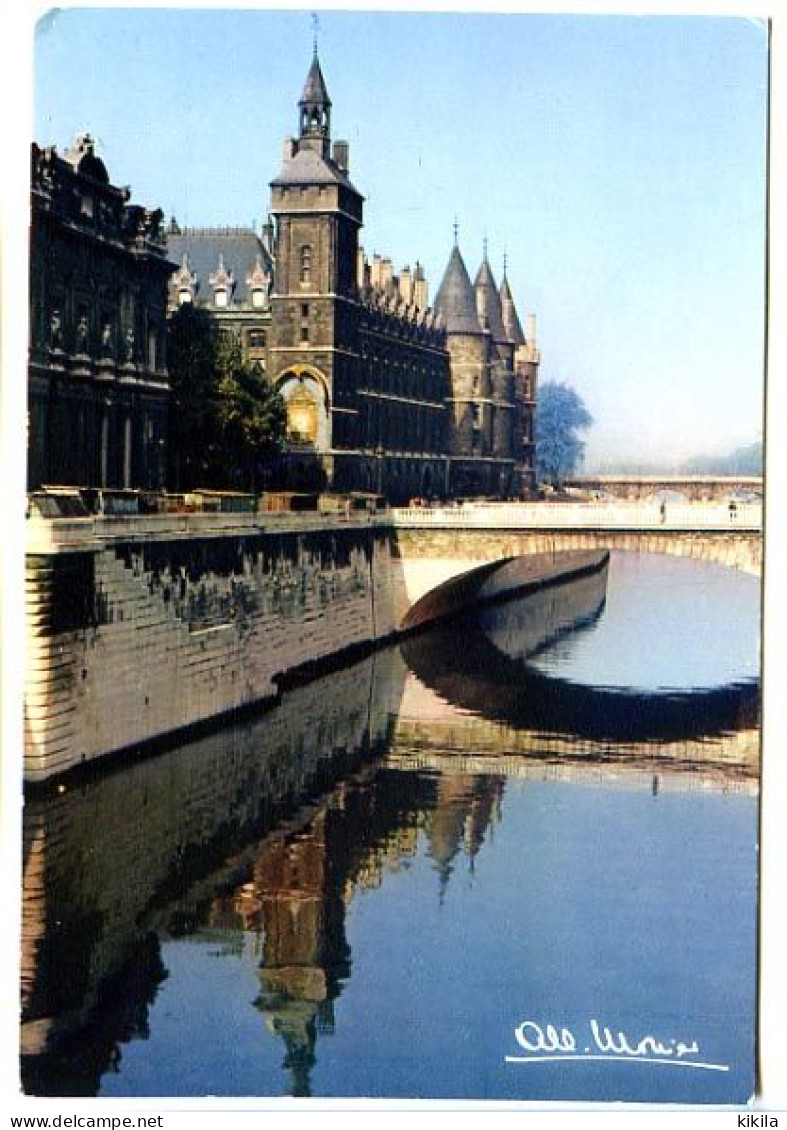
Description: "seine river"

(21, 551), (761, 1104)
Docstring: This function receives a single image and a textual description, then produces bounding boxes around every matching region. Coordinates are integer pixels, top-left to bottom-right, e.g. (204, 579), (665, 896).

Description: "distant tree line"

(680, 440), (763, 476)
(594, 440), (763, 477)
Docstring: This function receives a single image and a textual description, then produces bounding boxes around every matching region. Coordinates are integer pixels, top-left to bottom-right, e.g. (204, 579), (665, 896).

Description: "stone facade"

(166, 53), (540, 502)
(434, 244), (539, 498)
(28, 134), (174, 490)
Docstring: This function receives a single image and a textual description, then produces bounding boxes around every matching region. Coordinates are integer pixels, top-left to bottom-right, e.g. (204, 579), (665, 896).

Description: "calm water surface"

(21, 552), (760, 1103)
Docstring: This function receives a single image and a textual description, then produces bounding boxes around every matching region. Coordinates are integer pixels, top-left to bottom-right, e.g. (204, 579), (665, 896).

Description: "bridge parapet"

(392, 501), (762, 532)
(25, 508), (386, 554)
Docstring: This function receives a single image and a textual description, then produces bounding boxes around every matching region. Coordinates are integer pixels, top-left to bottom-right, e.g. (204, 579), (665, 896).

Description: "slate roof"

(300, 54), (332, 109)
(270, 146), (359, 193)
(474, 257), (508, 344)
(166, 228), (272, 306)
(500, 273), (526, 346)
(434, 245), (482, 335)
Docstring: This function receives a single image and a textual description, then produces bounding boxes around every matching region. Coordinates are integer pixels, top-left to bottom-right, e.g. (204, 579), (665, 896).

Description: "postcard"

(5, 2), (783, 1120)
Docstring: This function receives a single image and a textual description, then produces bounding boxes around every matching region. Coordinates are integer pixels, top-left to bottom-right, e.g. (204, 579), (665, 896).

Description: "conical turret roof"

(474, 257), (507, 344)
(300, 52), (331, 108)
(500, 273), (526, 346)
(434, 245), (482, 335)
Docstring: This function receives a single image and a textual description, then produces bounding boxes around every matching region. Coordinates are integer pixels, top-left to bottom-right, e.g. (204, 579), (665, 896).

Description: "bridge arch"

(389, 524), (761, 629)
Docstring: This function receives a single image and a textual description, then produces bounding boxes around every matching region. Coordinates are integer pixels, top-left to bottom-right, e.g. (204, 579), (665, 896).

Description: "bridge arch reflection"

(400, 595), (760, 749)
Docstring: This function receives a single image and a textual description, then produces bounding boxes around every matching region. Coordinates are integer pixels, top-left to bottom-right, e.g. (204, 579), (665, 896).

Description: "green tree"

(215, 332), (286, 491)
(167, 305), (286, 491)
(167, 304), (223, 488)
(535, 381), (593, 485)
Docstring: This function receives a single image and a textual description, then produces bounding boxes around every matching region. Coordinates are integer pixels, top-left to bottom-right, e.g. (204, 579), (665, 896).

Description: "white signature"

(506, 1019), (729, 1072)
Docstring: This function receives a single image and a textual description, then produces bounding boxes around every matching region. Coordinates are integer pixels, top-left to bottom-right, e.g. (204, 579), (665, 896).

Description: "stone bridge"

(564, 474), (763, 502)
(389, 500), (762, 618)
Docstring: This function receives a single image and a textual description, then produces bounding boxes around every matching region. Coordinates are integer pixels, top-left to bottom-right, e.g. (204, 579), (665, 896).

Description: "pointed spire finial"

(453, 217), (459, 246)
(503, 248), (508, 276)
(311, 11), (320, 56)
(483, 234), (488, 261)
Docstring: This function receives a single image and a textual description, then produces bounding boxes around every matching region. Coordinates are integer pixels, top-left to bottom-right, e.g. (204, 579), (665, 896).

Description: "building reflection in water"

(201, 763), (503, 1096)
(20, 557), (759, 1097)
(248, 811), (350, 1098)
(21, 649), (407, 1095)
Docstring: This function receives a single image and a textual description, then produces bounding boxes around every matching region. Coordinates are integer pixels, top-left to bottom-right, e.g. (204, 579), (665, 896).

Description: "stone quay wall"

(24, 515), (402, 783)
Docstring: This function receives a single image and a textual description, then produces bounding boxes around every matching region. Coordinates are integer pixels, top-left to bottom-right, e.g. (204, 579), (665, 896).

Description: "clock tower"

(268, 51), (364, 486)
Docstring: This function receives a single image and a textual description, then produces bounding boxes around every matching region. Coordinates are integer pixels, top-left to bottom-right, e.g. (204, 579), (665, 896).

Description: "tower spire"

(298, 46), (332, 156)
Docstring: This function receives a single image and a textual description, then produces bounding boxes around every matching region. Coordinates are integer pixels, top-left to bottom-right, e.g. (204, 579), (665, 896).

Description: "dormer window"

(173, 254), (197, 306)
(245, 254), (270, 310)
(209, 254), (234, 308)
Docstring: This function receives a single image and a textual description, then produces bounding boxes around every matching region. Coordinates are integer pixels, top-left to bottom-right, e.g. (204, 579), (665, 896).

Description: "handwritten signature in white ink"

(505, 1019), (729, 1072)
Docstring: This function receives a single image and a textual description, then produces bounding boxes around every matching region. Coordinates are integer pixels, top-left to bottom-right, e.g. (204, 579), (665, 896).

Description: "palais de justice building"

(28, 135), (173, 492)
(168, 52), (539, 502)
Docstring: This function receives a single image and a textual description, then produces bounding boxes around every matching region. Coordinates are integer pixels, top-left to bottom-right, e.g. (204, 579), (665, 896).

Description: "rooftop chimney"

(332, 140), (350, 172)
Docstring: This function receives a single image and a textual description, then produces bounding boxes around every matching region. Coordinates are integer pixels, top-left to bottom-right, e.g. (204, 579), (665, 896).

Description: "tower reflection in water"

(21, 553), (759, 1098)
(226, 767), (502, 1096)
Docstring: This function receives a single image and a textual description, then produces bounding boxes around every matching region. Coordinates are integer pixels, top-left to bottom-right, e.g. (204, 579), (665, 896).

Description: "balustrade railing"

(391, 501), (762, 531)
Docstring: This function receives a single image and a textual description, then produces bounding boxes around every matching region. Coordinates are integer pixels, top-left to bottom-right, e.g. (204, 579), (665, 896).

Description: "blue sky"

(32, 7), (768, 469)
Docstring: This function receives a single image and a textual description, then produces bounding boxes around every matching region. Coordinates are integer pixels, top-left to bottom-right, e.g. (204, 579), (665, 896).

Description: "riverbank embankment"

(24, 510), (608, 784)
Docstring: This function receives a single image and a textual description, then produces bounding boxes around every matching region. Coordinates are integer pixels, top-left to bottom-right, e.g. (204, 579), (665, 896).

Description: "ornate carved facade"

(28, 134), (174, 490)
